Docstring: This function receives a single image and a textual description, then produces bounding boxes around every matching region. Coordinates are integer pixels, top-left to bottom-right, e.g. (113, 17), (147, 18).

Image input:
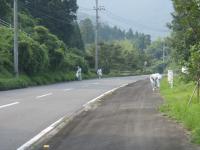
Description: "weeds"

(160, 78), (200, 144)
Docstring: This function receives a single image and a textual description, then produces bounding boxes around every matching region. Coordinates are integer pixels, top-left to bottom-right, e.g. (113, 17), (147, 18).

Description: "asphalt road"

(0, 76), (146, 150)
(46, 80), (200, 150)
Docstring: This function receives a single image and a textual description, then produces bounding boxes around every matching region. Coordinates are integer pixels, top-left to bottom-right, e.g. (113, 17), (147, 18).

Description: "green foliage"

(79, 18), (95, 44)
(189, 43), (200, 80)
(0, 75), (32, 90)
(19, 12), (38, 33)
(30, 26), (88, 73)
(116, 40), (140, 70)
(69, 22), (85, 50)
(0, 25), (89, 84)
(169, 0), (200, 64)
(21, 0), (79, 48)
(79, 18), (151, 50)
(19, 33), (49, 75)
(0, 0), (11, 21)
(86, 40), (148, 74)
(0, 27), (13, 74)
(160, 78), (200, 144)
(145, 37), (174, 73)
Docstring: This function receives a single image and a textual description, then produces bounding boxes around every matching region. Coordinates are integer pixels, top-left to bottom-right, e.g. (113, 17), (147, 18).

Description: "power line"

(0, 18), (11, 26)
(103, 10), (169, 33)
(78, 6), (94, 12)
(78, 6), (169, 33)
(0, 21), (10, 28)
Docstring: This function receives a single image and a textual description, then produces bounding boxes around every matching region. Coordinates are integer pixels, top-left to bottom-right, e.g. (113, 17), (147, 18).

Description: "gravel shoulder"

(42, 80), (200, 150)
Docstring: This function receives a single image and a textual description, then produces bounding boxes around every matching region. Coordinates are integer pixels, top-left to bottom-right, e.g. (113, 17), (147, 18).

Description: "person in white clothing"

(150, 73), (162, 91)
(97, 68), (102, 79)
(76, 66), (82, 81)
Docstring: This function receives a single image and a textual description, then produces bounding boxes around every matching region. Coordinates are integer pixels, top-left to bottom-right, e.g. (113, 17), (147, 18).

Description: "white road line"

(0, 102), (19, 109)
(36, 93), (52, 99)
(83, 83), (129, 108)
(17, 117), (64, 150)
(90, 82), (100, 85)
(17, 82), (132, 150)
(63, 88), (73, 92)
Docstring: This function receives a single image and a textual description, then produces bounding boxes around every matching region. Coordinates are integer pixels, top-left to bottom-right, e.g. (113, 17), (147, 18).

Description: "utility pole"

(95, 0), (99, 71)
(14, 0), (19, 77)
(162, 44), (165, 63)
(162, 44), (166, 73)
(94, 0), (105, 71)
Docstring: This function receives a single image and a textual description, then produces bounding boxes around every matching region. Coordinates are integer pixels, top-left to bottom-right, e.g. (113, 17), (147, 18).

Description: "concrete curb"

(17, 83), (131, 150)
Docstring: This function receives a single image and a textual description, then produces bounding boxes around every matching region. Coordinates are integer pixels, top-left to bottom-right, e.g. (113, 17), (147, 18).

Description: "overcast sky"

(77, 0), (174, 40)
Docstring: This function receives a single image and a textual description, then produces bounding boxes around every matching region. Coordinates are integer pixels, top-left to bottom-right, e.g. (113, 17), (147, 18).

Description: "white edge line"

(0, 102), (19, 109)
(83, 83), (129, 107)
(17, 117), (64, 150)
(36, 93), (52, 99)
(17, 83), (130, 150)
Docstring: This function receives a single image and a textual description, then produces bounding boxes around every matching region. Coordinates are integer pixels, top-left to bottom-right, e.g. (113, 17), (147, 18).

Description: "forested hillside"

(0, 0), (165, 90)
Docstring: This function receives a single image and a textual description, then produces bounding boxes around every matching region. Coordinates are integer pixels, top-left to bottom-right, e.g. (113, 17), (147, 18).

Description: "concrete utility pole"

(95, 0), (99, 71)
(14, 0), (19, 77)
(162, 44), (165, 63)
(94, 0), (105, 71)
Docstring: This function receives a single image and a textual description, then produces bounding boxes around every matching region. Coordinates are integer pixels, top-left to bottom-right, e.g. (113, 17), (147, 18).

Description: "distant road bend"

(0, 76), (146, 150)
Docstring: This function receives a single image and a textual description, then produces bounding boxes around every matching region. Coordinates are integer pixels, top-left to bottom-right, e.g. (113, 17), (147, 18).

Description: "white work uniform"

(150, 73), (162, 91)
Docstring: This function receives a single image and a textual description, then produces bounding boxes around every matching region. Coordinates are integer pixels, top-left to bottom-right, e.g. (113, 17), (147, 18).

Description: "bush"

(0, 75), (32, 90)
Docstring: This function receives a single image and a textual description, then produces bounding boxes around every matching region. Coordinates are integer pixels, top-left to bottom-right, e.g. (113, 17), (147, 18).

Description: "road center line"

(36, 93), (52, 99)
(63, 88), (73, 92)
(90, 82), (100, 85)
(0, 102), (20, 109)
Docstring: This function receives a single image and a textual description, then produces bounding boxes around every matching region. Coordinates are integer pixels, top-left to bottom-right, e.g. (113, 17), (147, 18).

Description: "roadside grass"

(160, 77), (200, 144)
(0, 71), (97, 91)
(0, 69), (145, 91)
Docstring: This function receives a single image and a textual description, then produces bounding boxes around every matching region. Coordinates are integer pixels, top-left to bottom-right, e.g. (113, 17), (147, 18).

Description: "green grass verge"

(0, 70), (145, 91)
(160, 77), (200, 144)
(0, 71), (97, 91)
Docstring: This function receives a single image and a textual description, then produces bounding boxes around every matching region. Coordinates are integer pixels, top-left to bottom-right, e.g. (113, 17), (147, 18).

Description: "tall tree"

(79, 18), (94, 44)
(169, 0), (200, 63)
(126, 28), (134, 39)
(21, 0), (79, 47)
(0, 0), (11, 21)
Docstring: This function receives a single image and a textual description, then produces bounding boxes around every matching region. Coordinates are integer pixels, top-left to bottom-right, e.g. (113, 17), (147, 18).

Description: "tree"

(69, 22), (85, 51)
(169, 0), (200, 63)
(0, 0), (11, 21)
(21, 0), (79, 48)
(189, 43), (200, 101)
(79, 18), (94, 44)
(126, 28), (134, 39)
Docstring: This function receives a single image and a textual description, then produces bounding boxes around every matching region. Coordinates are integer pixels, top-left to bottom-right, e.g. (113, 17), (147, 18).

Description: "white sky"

(77, 0), (174, 40)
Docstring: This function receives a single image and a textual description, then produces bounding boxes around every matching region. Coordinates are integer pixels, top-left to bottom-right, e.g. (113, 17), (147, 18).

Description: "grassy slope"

(0, 70), (144, 91)
(160, 77), (200, 144)
(0, 71), (97, 91)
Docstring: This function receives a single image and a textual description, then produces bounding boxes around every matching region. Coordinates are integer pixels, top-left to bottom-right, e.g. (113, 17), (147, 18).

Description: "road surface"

(0, 76), (145, 150)
(45, 80), (200, 150)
